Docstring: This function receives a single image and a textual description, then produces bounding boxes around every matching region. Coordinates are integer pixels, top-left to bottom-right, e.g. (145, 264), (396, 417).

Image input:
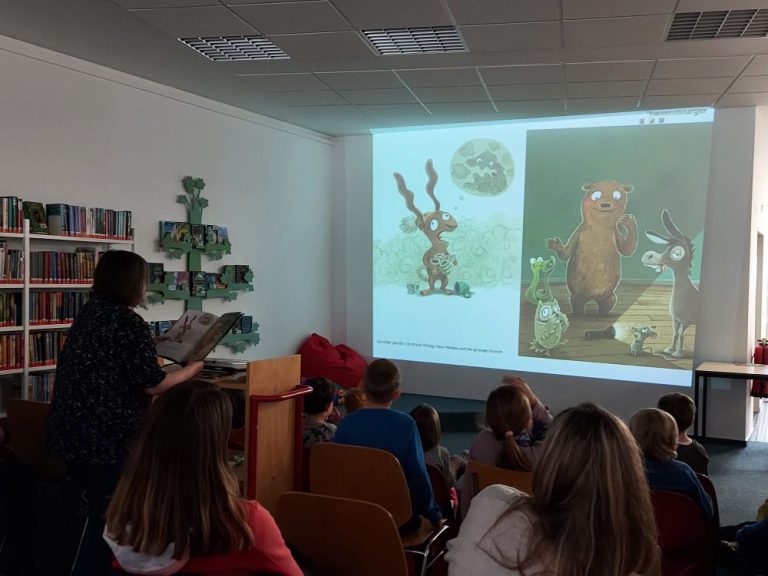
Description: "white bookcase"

(0, 219), (133, 417)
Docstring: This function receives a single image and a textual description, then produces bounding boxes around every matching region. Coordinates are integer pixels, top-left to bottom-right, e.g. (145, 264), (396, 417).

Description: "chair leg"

(70, 517), (88, 575)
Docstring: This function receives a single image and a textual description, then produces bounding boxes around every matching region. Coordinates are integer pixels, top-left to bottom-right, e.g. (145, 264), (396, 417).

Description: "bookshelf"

(0, 219), (134, 417)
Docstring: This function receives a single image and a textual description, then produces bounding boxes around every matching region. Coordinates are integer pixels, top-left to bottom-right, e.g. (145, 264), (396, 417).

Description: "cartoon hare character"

(546, 181), (637, 316)
(641, 210), (699, 358)
(394, 160), (458, 296)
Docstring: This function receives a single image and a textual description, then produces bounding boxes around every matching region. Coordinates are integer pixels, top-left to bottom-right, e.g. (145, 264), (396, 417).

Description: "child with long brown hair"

(104, 381), (301, 575)
(447, 403), (660, 576)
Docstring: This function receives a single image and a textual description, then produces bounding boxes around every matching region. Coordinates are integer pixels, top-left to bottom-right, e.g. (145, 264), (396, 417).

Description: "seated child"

(629, 407), (713, 520)
(302, 376), (337, 448)
(334, 359), (442, 529)
(467, 377), (551, 468)
(657, 392), (709, 475)
(410, 404), (462, 515)
(104, 381), (302, 576)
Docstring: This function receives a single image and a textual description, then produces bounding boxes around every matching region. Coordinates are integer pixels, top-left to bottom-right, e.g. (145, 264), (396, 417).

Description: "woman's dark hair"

(303, 377), (336, 415)
(410, 403), (441, 453)
(92, 250), (148, 307)
(106, 381), (252, 558)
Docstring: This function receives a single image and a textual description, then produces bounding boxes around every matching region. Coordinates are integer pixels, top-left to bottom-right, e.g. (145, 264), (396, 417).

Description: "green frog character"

(525, 255), (555, 305)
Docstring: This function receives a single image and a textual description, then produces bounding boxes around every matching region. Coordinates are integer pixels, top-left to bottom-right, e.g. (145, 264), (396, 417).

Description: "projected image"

(518, 121), (711, 371)
(374, 108), (713, 385)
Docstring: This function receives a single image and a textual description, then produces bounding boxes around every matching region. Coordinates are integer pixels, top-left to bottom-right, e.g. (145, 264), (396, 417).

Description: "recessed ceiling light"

(179, 35), (289, 61)
(667, 9), (768, 40)
(363, 26), (466, 55)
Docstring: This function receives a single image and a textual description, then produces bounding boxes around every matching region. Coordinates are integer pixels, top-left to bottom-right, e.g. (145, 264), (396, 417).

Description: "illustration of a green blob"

(450, 138), (514, 197)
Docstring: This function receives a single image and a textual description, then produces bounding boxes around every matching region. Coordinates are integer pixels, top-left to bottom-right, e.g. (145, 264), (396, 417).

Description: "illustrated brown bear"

(545, 180), (637, 315)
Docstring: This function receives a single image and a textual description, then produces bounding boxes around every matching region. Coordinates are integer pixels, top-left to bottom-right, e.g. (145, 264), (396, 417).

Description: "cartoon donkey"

(641, 210), (699, 358)
(394, 160), (458, 295)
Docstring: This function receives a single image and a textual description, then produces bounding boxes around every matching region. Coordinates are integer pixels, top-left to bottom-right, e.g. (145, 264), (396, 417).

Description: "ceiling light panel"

(180, 35), (289, 61)
(363, 26), (466, 55)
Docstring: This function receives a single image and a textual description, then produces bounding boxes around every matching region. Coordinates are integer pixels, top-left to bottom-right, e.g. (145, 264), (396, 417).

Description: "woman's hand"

(147, 361), (205, 395)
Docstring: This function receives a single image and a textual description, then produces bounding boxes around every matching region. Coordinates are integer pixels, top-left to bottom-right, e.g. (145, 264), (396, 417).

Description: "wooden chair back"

(468, 459), (533, 496)
(650, 490), (714, 576)
(310, 443), (412, 525)
(276, 491), (408, 576)
(7, 399), (65, 477)
(696, 473), (719, 528)
(426, 463), (454, 521)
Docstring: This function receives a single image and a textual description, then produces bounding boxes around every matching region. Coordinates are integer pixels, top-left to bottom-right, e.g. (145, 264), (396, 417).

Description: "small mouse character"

(630, 325), (658, 356)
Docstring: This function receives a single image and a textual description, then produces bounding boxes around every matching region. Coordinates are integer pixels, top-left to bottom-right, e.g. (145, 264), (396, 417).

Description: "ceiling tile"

(130, 6), (255, 37)
(567, 80), (646, 98)
(717, 93), (768, 107)
(445, 0), (559, 25)
(316, 71), (402, 90)
(338, 88), (417, 105)
(411, 85), (490, 102)
(396, 68), (480, 87)
(566, 61), (653, 82)
(653, 57), (749, 79)
(494, 100), (565, 115)
(563, 15), (670, 48)
(728, 76), (768, 93)
(641, 94), (720, 108)
(563, 0), (675, 19)
(460, 22), (561, 52)
(480, 64), (563, 85)
(742, 56), (768, 77)
(487, 83), (565, 101)
(238, 73), (328, 91)
(286, 104), (367, 118)
(267, 32), (375, 59)
(646, 77), (732, 96)
(116, 0), (215, 7)
(425, 102), (497, 114)
(330, 0), (450, 29)
(231, 2), (350, 34)
(356, 104), (429, 118)
(566, 97), (639, 112)
(266, 90), (346, 105)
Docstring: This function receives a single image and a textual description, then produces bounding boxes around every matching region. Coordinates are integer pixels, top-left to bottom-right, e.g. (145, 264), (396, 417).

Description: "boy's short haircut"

(364, 359), (400, 404)
(629, 408), (678, 461)
(303, 377), (336, 415)
(657, 393), (696, 432)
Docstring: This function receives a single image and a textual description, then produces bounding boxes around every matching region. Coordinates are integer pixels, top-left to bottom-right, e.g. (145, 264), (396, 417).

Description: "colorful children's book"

(204, 272), (219, 291)
(148, 263), (165, 285)
(23, 202), (49, 234)
(191, 224), (205, 249)
(216, 226), (229, 245)
(234, 265), (250, 284)
(155, 310), (243, 363)
(191, 272), (207, 297)
(167, 271), (190, 292)
(205, 225), (218, 244)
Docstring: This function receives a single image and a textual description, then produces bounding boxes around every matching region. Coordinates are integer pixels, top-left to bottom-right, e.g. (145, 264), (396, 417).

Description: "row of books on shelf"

(147, 314), (254, 338)
(0, 292), (87, 326)
(28, 373), (54, 402)
(149, 265), (251, 297)
(29, 332), (66, 367)
(161, 222), (229, 248)
(0, 197), (132, 239)
(0, 335), (22, 370)
(0, 243), (98, 283)
(30, 292), (87, 324)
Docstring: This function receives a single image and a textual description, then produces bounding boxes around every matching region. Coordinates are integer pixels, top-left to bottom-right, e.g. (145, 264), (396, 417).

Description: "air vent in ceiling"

(363, 26), (466, 55)
(667, 9), (768, 40)
(180, 35), (289, 61)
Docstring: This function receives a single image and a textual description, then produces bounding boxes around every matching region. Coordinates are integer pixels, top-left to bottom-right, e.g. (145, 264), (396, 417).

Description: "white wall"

(0, 35), (335, 360)
(334, 108), (762, 441)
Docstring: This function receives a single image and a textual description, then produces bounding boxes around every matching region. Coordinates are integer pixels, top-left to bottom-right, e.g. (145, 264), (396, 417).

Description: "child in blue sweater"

(333, 359), (441, 530)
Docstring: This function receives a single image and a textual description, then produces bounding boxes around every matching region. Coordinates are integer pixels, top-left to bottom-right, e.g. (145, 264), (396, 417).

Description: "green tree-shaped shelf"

(148, 176), (259, 354)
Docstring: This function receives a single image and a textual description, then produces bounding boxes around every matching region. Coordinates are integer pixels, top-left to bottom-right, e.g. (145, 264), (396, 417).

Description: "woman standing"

(47, 250), (203, 575)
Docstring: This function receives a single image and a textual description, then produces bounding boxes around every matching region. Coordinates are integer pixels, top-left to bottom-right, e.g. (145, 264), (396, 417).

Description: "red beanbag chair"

(298, 333), (367, 389)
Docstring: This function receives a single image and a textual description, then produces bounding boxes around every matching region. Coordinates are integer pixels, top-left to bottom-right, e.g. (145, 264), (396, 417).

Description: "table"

(694, 362), (768, 438)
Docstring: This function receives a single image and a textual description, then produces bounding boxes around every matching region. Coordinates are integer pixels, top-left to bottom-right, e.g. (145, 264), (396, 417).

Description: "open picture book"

(155, 310), (243, 364)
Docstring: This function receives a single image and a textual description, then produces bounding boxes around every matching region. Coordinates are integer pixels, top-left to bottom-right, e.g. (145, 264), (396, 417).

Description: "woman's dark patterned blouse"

(47, 294), (166, 465)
